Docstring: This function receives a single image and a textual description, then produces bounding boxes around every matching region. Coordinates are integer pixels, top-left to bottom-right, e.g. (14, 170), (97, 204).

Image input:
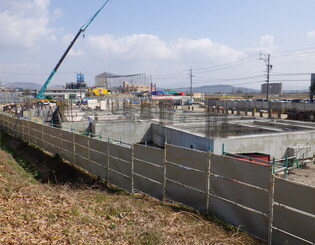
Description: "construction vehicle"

(87, 87), (109, 96)
(35, 0), (111, 101)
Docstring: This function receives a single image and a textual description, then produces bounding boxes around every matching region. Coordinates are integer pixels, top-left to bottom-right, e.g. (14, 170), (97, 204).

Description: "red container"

(232, 152), (271, 165)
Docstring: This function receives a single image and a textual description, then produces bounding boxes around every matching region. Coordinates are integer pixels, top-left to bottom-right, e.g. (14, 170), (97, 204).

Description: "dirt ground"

(286, 161), (315, 187)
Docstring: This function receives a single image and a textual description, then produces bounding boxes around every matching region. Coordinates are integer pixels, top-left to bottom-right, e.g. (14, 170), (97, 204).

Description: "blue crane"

(36, 0), (111, 99)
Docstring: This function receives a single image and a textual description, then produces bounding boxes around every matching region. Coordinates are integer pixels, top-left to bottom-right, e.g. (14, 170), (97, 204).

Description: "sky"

(1, 0), (315, 90)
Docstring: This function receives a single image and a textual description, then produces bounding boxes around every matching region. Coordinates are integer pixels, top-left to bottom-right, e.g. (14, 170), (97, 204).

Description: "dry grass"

(0, 150), (264, 245)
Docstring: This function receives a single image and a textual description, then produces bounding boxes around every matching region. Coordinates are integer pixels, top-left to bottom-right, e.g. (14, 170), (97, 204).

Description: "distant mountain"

(158, 84), (259, 94)
(5, 82), (41, 90)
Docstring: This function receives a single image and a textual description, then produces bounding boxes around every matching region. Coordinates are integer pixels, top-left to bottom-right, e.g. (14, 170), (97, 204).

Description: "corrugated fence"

(1, 113), (315, 244)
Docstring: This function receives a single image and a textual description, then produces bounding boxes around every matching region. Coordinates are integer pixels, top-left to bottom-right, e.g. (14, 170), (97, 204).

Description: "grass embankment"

(0, 138), (264, 244)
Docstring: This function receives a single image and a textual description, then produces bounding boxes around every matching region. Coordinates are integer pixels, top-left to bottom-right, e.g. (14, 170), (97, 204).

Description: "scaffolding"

(159, 101), (174, 125)
(95, 72), (148, 89)
(140, 101), (153, 120)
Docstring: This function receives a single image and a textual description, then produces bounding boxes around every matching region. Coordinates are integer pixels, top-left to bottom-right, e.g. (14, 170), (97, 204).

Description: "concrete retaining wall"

(214, 130), (315, 159)
(93, 121), (152, 144)
(152, 124), (213, 151)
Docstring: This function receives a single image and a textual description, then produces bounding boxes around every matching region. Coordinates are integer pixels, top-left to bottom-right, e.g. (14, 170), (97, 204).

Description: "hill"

(0, 137), (262, 245)
(177, 84), (258, 93)
(4, 82), (41, 90)
(158, 84), (258, 93)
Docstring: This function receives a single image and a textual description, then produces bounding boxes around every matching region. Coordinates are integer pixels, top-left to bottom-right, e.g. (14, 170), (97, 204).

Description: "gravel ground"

(286, 160), (315, 187)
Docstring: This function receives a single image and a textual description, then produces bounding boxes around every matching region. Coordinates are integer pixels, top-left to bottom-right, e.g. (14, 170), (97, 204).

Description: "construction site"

(13, 98), (314, 160)
(2, 1), (315, 244)
(1, 96), (315, 244)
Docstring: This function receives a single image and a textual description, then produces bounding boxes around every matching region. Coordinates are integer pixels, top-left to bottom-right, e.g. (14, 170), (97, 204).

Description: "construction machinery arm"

(36, 0), (111, 99)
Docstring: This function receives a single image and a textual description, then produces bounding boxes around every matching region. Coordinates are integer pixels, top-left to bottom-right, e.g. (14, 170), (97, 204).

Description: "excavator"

(35, 0), (111, 101)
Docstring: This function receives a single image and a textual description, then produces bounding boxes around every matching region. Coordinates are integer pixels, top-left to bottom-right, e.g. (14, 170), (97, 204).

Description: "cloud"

(0, 0), (52, 47)
(87, 34), (173, 60)
(52, 8), (63, 20)
(259, 35), (274, 46)
(62, 34), (75, 43)
(87, 34), (245, 62)
(69, 49), (85, 57)
(170, 38), (244, 61)
(247, 35), (277, 53)
(306, 30), (315, 39)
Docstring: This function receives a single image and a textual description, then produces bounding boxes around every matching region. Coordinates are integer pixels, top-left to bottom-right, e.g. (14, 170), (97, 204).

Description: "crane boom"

(36, 0), (111, 99)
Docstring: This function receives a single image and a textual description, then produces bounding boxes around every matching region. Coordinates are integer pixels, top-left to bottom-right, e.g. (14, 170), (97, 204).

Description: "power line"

(194, 74), (264, 81)
(192, 56), (255, 71)
(193, 58), (256, 74)
(151, 69), (189, 78)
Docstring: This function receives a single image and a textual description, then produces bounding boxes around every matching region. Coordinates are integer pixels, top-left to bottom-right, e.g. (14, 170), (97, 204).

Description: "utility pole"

(190, 67), (194, 102)
(260, 53), (273, 101)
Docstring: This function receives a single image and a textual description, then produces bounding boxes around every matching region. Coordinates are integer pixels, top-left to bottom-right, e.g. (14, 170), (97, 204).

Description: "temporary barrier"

(272, 177), (315, 244)
(209, 155), (271, 240)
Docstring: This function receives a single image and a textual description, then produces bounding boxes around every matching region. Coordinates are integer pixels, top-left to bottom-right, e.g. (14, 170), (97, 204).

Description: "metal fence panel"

(108, 170), (131, 192)
(134, 159), (163, 183)
(90, 150), (107, 166)
(62, 141), (74, 153)
(50, 136), (62, 149)
(209, 196), (269, 240)
(90, 162), (107, 180)
(22, 121), (30, 142)
(42, 133), (52, 145)
(28, 121), (35, 132)
(42, 126), (61, 136)
(8, 117), (14, 130)
(35, 128), (43, 148)
(74, 134), (89, 147)
(166, 144), (208, 171)
(167, 163), (207, 191)
(210, 176), (269, 214)
(108, 143), (132, 162)
(75, 155), (89, 172)
(272, 229), (308, 245)
(48, 138), (62, 155)
(75, 144), (89, 159)
(134, 175), (163, 200)
(33, 123), (43, 132)
(61, 150), (74, 163)
(44, 143), (55, 154)
(134, 144), (164, 166)
(108, 157), (131, 177)
(29, 131), (36, 145)
(210, 155), (270, 189)
(89, 138), (108, 153)
(61, 130), (73, 141)
(166, 180), (207, 211)
(274, 177), (315, 215)
(273, 205), (315, 243)
(15, 120), (22, 137)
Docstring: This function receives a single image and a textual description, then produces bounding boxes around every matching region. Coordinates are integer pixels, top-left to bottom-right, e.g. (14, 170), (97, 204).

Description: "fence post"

(162, 143), (167, 202)
(268, 169), (275, 245)
(206, 151), (211, 212)
(131, 144), (134, 193)
(106, 137), (110, 182)
(87, 137), (91, 173)
(284, 155), (288, 179)
(272, 158), (275, 174)
(73, 132), (76, 167)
